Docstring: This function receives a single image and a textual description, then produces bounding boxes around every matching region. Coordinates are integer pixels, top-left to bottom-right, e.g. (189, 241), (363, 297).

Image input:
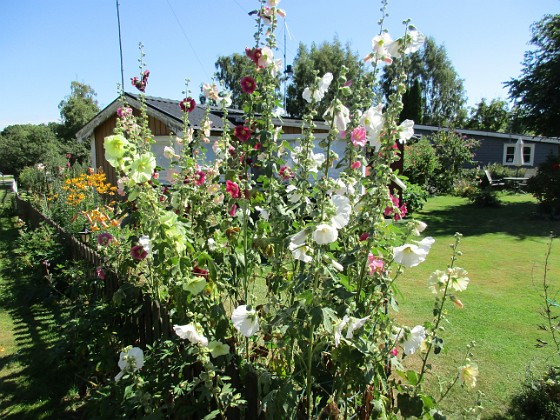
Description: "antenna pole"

(116, 0), (125, 88)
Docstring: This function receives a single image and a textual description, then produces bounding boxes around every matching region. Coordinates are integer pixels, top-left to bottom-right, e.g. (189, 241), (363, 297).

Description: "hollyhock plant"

(90, 5), (473, 417)
(96, 266), (106, 280)
(97, 232), (114, 246)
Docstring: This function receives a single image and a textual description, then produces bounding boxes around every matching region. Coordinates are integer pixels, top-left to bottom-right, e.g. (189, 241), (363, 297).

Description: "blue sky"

(1, 0), (559, 130)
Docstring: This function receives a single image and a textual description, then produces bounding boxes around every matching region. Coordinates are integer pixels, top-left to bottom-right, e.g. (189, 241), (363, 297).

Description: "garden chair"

(484, 169), (505, 187)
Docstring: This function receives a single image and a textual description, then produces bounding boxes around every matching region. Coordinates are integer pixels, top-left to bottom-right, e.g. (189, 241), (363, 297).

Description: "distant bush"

(402, 182), (429, 214)
(526, 154), (560, 218)
(403, 138), (439, 189)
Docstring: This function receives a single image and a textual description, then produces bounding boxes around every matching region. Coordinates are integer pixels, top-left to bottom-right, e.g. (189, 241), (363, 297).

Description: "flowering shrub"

(46, 1), (477, 417)
(527, 154), (560, 217)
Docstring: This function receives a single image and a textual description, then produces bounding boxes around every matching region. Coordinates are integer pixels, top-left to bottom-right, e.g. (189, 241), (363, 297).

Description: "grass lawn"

(397, 193), (560, 417)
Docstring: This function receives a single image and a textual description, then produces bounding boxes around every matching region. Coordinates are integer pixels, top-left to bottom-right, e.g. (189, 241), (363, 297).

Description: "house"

(76, 92), (330, 186)
(77, 93), (560, 186)
(413, 125), (560, 169)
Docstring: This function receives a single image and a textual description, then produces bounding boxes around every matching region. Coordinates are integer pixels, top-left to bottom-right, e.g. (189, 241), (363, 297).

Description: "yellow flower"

(459, 363), (478, 388)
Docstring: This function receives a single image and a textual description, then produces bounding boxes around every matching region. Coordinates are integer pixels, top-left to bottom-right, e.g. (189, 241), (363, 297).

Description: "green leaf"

(406, 369), (419, 386)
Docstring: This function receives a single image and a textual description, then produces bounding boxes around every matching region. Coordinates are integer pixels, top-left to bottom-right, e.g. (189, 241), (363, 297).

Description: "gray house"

(414, 125), (560, 168)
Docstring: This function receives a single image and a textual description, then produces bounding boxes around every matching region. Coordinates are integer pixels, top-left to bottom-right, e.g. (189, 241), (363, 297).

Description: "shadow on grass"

(0, 197), (83, 419)
(415, 195), (559, 239)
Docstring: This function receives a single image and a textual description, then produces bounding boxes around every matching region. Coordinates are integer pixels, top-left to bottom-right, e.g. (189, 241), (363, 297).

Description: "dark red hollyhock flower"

(179, 97), (196, 113)
(193, 265), (208, 278)
(245, 47), (262, 66)
(240, 76), (257, 94)
(552, 163), (560, 170)
(359, 232), (370, 241)
(130, 245), (147, 260)
(279, 165), (294, 180)
(234, 125), (252, 142)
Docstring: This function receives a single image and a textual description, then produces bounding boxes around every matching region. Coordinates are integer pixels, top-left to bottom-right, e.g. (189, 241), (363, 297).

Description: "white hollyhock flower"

(459, 363), (479, 388)
(302, 72), (333, 103)
(403, 27), (426, 54)
(115, 346), (144, 382)
(393, 325), (426, 355)
(324, 101), (351, 132)
(208, 341), (230, 358)
(369, 32), (395, 63)
(416, 236), (435, 253)
(447, 267), (470, 292)
(139, 235), (152, 254)
(163, 146), (179, 160)
(286, 185), (303, 203)
(334, 315), (349, 347)
(331, 194), (351, 229)
(360, 104), (384, 149)
(231, 305), (260, 337)
(393, 243), (428, 267)
(411, 220), (428, 236)
(397, 119), (415, 144)
(173, 323), (209, 347)
(255, 206), (270, 221)
(288, 229), (312, 262)
(313, 224), (338, 245)
(428, 269), (449, 294)
(346, 316), (370, 339)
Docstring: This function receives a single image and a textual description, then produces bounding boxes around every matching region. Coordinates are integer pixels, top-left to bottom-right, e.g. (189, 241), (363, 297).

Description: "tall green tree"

(400, 78), (422, 123)
(506, 14), (560, 137)
(381, 37), (467, 127)
(0, 124), (63, 176)
(58, 81), (99, 142)
(285, 38), (374, 118)
(466, 98), (511, 132)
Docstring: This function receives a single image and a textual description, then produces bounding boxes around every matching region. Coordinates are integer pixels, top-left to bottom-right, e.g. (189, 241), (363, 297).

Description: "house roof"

(76, 92), (234, 141)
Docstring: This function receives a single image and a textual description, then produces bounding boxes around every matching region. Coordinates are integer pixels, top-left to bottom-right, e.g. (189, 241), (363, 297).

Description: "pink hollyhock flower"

(279, 165), (294, 180)
(351, 161), (362, 170)
(394, 203), (408, 221)
(96, 266), (106, 280)
(384, 194), (400, 218)
(253, 142), (262, 151)
(390, 347), (398, 356)
(130, 245), (147, 260)
(367, 253), (385, 275)
(234, 125), (252, 142)
(179, 97), (196, 113)
(351, 126), (367, 147)
(225, 180), (240, 198)
(97, 232), (114, 246)
(245, 47), (262, 66)
(117, 106), (133, 118)
(194, 170), (206, 186)
(228, 204), (237, 217)
(240, 76), (257, 94)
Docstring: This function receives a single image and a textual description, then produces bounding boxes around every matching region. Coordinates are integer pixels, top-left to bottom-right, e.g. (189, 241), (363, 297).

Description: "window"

(503, 143), (534, 166)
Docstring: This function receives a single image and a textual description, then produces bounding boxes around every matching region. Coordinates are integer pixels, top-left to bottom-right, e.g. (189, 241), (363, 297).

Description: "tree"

(381, 37), (467, 127)
(0, 124), (63, 176)
(285, 38), (374, 118)
(466, 98), (511, 132)
(506, 14), (560, 137)
(400, 78), (422, 123)
(214, 53), (254, 109)
(58, 81), (99, 142)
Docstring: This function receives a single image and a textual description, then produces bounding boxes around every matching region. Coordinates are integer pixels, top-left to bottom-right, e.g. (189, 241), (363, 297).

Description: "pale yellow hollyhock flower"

(459, 363), (478, 388)
(208, 341), (230, 358)
(129, 153), (156, 184)
(104, 134), (130, 167)
(313, 224), (338, 245)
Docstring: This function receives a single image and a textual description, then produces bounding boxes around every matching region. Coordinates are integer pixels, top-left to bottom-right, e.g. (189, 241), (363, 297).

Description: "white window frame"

(503, 143), (534, 166)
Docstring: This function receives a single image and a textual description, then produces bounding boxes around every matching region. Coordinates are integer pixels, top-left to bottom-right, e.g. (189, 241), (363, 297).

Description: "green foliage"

(58, 81), (99, 141)
(0, 124), (64, 177)
(400, 78), (423, 123)
(430, 131), (479, 193)
(12, 222), (65, 275)
(402, 182), (429, 214)
(526, 154), (560, 217)
(467, 186), (502, 207)
(466, 97), (511, 132)
(286, 38), (374, 118)
(381, 37), (467, 127)
(403, 137), (440, 188)
(506, 14), (560, 137)
(506, 367), (560, 420)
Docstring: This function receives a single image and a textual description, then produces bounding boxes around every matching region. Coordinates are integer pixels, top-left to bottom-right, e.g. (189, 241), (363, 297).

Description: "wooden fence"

(14, 195), (173, 345)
